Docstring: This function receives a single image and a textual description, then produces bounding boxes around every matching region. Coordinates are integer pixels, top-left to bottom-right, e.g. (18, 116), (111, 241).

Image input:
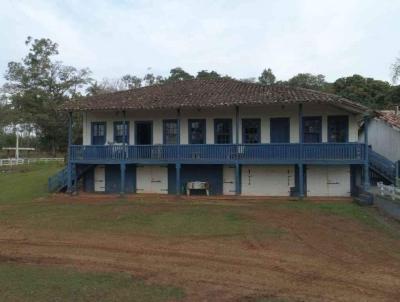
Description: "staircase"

(354, 149), (398, 206)
(48, 165), (92, 193)
(369, 149), (397, 184)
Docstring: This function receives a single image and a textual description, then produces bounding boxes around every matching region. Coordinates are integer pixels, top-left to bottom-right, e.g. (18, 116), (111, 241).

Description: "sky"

(0, 0), (400, 84)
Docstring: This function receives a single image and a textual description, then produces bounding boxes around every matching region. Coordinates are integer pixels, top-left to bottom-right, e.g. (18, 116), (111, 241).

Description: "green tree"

(258, 68), (275, 85)
(287, 73), (327, 90)
(143, 73), (164, 86)
(384, 85), (400, 105)
(165, 67), (194, 83)
(86, 81), (108, 96)
(196, 70), (221, 79)
(2, 37), (92, 154)
(332, 74), (392, 108)
(392, 56), (400, 84)
(121, 74), (142, 89)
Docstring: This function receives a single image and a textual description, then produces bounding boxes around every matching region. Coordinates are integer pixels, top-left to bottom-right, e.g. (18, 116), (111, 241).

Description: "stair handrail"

(369, 149), (396, 181)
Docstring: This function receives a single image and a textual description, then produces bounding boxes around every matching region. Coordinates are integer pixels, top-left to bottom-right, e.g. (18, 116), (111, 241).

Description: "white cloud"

(0, 0), (399, 83)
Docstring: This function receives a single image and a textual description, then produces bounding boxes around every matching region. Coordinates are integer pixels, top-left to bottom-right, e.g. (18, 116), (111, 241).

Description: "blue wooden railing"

(369, 149), (396, 183)
(69, 143), (365, 163)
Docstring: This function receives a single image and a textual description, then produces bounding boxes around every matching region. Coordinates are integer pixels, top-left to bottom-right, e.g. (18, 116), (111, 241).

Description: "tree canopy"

(286, 73), (328, 91)
(165, 67), (194, 82)
(258, 68), (276, 85)
(2, 37), (92, 154)
(392, 56), (400, 84)
(332, 74), (392, 108)
(196, 70), (221, 79)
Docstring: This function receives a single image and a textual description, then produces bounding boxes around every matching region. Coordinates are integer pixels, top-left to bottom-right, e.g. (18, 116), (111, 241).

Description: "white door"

(307, 166), (350, 197)
(223, 165), (236, 195)
(136, 166), (152, 193)
(136, 166), (168, 194)
(150, 166), (168, 194)
(241, 165), (294, 196)
(327, 166), (350, 196)
(94, 165), (105, 192)
(307, 166), (327, 196)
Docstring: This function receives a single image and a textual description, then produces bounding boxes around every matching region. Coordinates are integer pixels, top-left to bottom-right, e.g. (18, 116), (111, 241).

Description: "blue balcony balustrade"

(70, 143), (365, 164)
(302, 143), (364, 161)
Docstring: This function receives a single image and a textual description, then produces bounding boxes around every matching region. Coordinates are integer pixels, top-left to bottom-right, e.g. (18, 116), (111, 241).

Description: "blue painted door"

(136, 122), (153, 145)
(92, 122), (106, 145)
(303, 117), (322, 143)
(270, 118), (290, 143)
(188, 119), (206, 144)
(242, 119), (261, 144)
(328, 116), (348, 142)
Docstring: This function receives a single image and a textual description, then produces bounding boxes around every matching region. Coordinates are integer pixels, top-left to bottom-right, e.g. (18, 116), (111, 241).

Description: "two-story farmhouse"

(59, 78), (372, 197)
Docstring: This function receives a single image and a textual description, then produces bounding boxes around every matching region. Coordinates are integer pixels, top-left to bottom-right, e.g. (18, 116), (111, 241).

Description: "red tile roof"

(376, 110), (400, 130)
(62, 78), (367, 112)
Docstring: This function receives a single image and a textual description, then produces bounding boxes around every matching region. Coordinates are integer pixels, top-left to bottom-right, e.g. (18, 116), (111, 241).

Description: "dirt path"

(1, 199), (400, 301)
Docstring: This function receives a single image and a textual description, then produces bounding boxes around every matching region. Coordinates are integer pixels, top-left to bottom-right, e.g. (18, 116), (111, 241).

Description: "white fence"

(377, 181), (400, 201)
(0, 158), (64, 166)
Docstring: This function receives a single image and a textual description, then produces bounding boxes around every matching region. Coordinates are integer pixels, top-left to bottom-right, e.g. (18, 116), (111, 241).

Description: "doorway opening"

(136, 121), (152, 145)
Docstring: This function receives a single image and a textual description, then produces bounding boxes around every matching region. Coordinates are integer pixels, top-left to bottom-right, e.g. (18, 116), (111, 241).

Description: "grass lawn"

(0, 162), (63, 204)
(0, 163), (389, 238)
(1, 163), (400, 301)
(0, 263), (184, 302)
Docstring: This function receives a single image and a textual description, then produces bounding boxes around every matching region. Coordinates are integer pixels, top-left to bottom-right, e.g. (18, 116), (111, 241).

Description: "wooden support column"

(73, 164), (77, 194)
(235, 106), (239, 144)
(298, 164), (304, 198)
(363, 116), (370, 191)
(120, 163), (126, 196)
(121, 110), (127, 196)
(122, 110), (127, 159)
(176, 163), (181, 195)
(235, 163), (241, 196)
(67, 111), (73, 194)
(176, 109), (181, 195)
(177, 108), (181, 145)
(235, 106), (240, 195)
(298, 104), (304, 198)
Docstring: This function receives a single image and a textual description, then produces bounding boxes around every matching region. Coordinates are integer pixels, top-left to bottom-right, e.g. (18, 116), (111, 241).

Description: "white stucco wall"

(362, 118), (400, 162)
(82, 104), (361, 145)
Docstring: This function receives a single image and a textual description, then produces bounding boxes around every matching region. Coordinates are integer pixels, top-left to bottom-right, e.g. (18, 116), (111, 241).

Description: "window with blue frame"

(113, 121), (129, 144)
(91, 122), (106, 145)
(270, 117), (290, 143)
(163, 119), (178, 144)
(328, 116), (348, 142)
(188, 119), (206, 144)
(303, 116), (322, 143)
(214, 119), (232, 144)
(242, 119), (261, 144)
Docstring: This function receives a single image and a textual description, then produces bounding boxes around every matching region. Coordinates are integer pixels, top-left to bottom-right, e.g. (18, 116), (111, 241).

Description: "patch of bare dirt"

(1, 196), (400, 302)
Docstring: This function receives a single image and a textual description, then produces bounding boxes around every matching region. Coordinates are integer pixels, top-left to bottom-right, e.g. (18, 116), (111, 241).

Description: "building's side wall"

(83, 104), (360, 145)
(81, 163), (352, 196)
(363, 119), (400, 162)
